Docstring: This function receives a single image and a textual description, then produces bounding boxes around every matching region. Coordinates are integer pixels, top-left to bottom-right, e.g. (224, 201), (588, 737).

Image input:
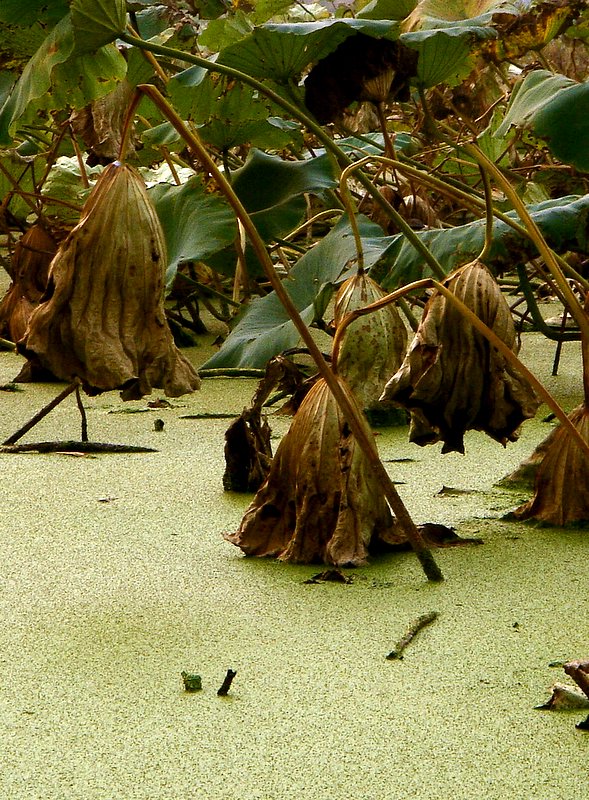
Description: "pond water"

(0, 328), (587, 799)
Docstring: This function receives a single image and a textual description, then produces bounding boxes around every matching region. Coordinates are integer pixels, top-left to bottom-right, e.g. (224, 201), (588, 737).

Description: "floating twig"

(386, 611), (439, 660)
(217, 669), (237, 696)
(0, 441), (157, 454)
(180, 412), (242, 420)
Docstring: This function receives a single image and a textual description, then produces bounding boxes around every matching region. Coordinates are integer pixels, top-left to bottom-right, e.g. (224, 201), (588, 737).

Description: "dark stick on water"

(387, 612), (439, 660)
(217, 669), (237, 696)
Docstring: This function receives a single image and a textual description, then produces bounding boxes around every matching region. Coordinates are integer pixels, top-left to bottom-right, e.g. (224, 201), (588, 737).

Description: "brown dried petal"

(334, 272), (407, 411)
(512, 404), (589, 525)
(19, 163), (200, 399)
(70, 79), (136, 165)
(381, 260), (539, 453)
(225, 376), (405, 566)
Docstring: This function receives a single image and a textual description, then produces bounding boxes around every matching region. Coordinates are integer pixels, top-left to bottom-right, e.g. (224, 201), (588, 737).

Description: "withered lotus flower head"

(334, 272), (407, 413)
(512, 404), (589, 526)
(224, 375), (406, 566)
(19, 162), (200, 400)
(381, 259), (539, 454)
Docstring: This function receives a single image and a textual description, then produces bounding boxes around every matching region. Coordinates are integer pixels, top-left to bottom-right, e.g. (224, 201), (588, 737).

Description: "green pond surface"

(0, 330), (587, 799)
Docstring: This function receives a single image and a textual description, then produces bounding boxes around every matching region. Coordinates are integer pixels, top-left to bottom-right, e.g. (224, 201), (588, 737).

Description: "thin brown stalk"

(137, 83), (443, 582)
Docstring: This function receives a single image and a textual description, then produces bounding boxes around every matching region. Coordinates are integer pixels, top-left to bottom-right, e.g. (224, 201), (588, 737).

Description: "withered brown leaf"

(381, 260), (539, 454)
(19, 162), (200, 400)
(512, 404), (589, 526)
(225, 376), (405, 566)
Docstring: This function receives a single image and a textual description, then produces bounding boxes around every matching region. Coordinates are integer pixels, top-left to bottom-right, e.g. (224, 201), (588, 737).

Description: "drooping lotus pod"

(19, 162), (200, 400)
(333, 271), (407, 414)
(224, 375), (406, 566)
(512, 404), (589, 525)
(381, 259), (539, 453)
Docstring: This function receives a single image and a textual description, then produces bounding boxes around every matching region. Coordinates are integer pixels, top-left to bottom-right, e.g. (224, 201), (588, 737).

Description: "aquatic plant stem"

(120, 32), (446, 279)
(2, 380), (80, 446)
(138, 84), (443, 582)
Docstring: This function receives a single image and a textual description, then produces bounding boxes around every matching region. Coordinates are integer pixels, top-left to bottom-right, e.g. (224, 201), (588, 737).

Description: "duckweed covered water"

(0, 332), (587, 799)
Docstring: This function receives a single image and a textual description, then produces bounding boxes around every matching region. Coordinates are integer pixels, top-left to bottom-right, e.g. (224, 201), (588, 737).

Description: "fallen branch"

(217, 669), (237, 696)
(386, 611), (439, 660)
(0, 441), (157, 454)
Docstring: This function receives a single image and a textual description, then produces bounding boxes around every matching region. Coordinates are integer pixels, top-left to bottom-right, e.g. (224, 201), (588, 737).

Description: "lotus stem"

(118, 89), (142, 163)
(138, 84), (443, 582)
(121, 33), (447, 279)
(478, 163), (494, 263)
(2, 380), (80, 446)
(340, 158), (374, 273)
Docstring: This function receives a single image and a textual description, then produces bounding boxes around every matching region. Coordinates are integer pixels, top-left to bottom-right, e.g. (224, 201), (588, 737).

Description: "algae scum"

(0, 332), (588, 800)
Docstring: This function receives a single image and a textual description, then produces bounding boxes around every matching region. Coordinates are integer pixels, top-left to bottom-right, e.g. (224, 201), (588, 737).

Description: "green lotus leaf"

(217, 18), (401, 83)
(149, 176), (238, 288)
(70, 0), (127, 53)
(370, 195), (589, 289)
(201, 216), (389, 370)
(496, 70), (589, 172)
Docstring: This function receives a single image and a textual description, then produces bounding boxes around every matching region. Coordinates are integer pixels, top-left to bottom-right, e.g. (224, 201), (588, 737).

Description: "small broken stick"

(387, 611), (439, 660)
(304, 569), (352, 584)
(217, 669), (237, 696)
(0, 441), (157, 454)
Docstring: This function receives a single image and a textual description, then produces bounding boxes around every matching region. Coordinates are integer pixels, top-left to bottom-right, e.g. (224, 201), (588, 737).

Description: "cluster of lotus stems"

(1, 98), (588, 568)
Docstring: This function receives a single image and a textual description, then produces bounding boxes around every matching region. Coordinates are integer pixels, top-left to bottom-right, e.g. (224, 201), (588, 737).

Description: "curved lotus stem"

(138, 83), (443, 582)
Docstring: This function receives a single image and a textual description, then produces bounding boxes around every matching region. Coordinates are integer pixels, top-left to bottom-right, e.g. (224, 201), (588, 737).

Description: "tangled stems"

(138, 84), (443, 583)
(119, 31), (446, 280)
(461, 142), (589, 342)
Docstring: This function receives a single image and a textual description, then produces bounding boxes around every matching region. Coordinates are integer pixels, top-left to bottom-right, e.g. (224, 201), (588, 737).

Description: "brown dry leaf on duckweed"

(225, 376), (406, 566)
(381, 259), (540, 454)
(512, 404), (589, 526)
(334, 272), (407, 413)
(223, 409), (273, 493)
(19, 162), (200, 400)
